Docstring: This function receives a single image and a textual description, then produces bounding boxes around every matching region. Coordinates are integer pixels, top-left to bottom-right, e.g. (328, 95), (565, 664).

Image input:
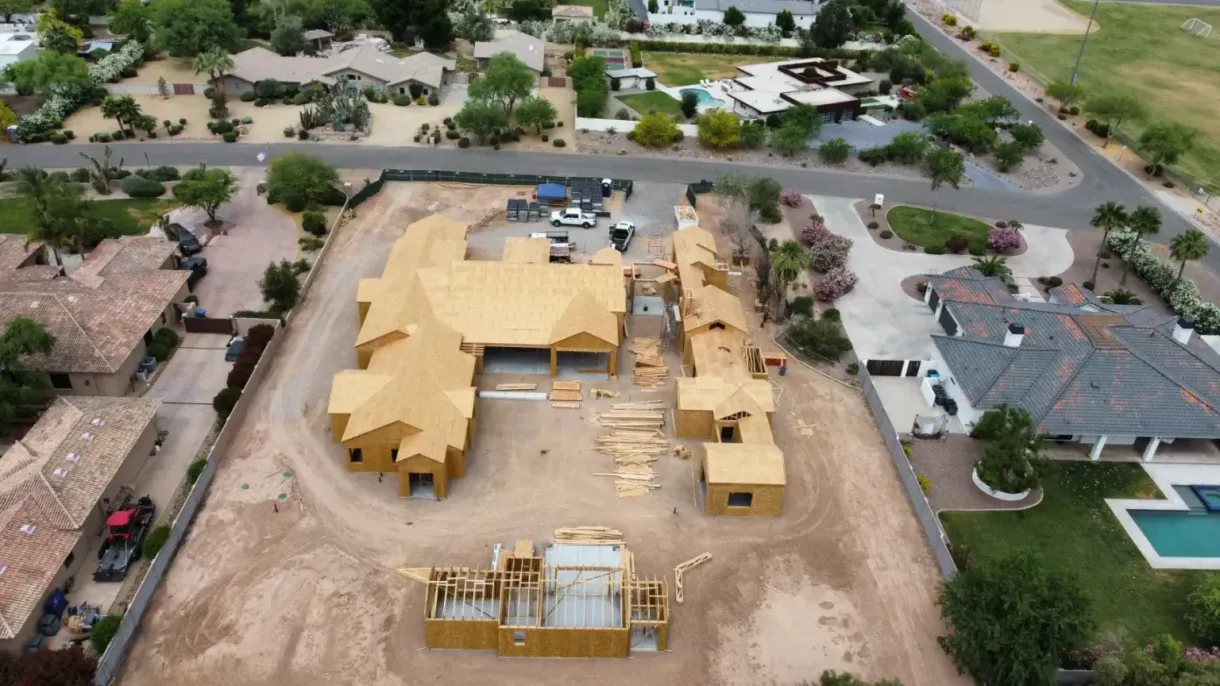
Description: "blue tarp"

(537, 183), (566, 201)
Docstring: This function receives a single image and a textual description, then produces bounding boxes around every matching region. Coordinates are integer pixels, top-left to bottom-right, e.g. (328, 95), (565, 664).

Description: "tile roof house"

(224, 44), (454, 96)
(0, 396), (159, 648)
(0, 236), (189, 397)
(921, 266), (1220, 461)
(649, 0), (820, 32)
(473, 31), (545, 74)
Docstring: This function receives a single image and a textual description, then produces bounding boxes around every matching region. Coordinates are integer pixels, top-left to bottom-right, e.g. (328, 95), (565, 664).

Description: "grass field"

(617, 91), (684, 116)
(989, 0), (1220, 190)
(0, 197), (176, 236)
(565, 0), (608, 18)
(887, 206), (992, 251)
(641, 52), (760, 86)
(941, 462), (1201, 643)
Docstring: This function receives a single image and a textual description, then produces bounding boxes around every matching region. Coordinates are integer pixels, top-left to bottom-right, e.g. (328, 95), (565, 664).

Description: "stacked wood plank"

(549, 380), (582, 408)
(555, 526), (623, 545)
(674, 552), (712, 604)
(595, 400), (668, 497)
(629, 338), (668, 388)
(495, 383), (537, 391)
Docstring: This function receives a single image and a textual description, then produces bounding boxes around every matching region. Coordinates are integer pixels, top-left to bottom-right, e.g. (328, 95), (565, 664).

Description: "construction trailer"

(421, 543), (669, 657)
(701, 443), (786, 516)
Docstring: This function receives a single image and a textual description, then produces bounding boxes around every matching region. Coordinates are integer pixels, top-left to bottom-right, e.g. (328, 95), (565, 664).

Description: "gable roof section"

(703, 443), (786, 485)
(549, 290), (618, 347)
(678, 377), (774, 414)
(230, 44), (454, 89)
(503, 237), (552, 264)
(690, 327), (750, 382)
(70, 236), (175, 281)
(672, 225), (720, 290)
(473, 32), (545, 72)
(684, 285), (747, 334)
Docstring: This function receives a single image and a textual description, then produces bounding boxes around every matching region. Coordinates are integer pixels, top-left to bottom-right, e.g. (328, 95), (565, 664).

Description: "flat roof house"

(723, 58), (873, 122)
(552, 4), (595, 21)
(0, 236), (189, 397)
(224, 44), (454, 96)
(920, 266), (1220, 461)
(0, 396), (159, 651)
(0, 29), (36, 69)
(650, 0), (819, 29)
(473, 31), (545, 74)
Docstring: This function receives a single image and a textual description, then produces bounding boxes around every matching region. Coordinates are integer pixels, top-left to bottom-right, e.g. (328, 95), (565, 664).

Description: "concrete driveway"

(813, 194), (1074, 361)
(172, 167), (299, 317)
(147, 334), (232, 405)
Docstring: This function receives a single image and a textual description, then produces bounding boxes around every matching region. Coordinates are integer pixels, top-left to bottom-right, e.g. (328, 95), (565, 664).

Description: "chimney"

(1004, 323), (1026, 348)
(1173, 315), (1195, 344)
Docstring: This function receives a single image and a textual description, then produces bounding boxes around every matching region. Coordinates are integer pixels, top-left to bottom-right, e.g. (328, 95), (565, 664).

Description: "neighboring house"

(648, 0), (821, 28)
(302, 29), (333, 53)
(607, 67), (657, 90)
(723, 58), (873, 122)
(473, 31), (545, 74)
(552, 4), (595, 21)
(223, 44), (455, 97)
(0, 29), (35, 70)
(0, 395), (160, 652)
(0, 235), (189, 397)
(917, 267), (1220, 461)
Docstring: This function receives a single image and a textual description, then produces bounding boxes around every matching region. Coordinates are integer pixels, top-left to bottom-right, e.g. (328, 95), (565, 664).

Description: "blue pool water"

(678, 88), (725, 107)
(1130, 509), (1220, 558)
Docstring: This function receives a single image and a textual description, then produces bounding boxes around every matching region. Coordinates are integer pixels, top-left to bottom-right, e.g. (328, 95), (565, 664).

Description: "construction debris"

(629, 338), (668, 388)
(591, 388), (620, 399)
(395, 567), (432, 584)
(674, 553), (712, 604)
(555, 526), (624, 545)
(673, 446), (693, 460)
(495, 383), (537, 391)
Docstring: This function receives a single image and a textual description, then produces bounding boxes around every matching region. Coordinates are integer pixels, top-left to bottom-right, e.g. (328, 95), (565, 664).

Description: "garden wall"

(576, 116), (699, 136)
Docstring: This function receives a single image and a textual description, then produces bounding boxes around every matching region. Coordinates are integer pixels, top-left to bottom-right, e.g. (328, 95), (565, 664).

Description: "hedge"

(1108, 230), (1220, 334)
(120, 175), (166, 198)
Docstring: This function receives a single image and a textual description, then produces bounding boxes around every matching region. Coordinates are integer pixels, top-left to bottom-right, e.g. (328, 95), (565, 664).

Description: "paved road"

(1100, 0), (1220, 6)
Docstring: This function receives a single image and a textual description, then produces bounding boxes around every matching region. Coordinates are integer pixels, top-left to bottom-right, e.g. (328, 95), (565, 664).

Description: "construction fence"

(93, 319), (286, 685)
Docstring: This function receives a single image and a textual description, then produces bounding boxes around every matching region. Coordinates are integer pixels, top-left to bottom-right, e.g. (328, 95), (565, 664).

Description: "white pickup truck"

(550, 208), (598, 228)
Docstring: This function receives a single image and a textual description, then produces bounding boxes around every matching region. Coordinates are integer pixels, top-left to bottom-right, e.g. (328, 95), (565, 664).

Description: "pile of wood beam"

(555, 526), (623, 545)
(597, 401), (665, 430)
(629, 338), (668, 388)
(674, 552), (712, 604)
(595, 401), (667, 497)
(550, 380), (582, 409)
(495, 383), (537, 391)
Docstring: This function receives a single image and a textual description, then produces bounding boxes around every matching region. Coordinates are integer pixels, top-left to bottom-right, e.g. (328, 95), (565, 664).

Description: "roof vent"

(0, 564), (7, 576)
(66, 452), (79, 462)
(19, 524), (35, 535)
(53, 467), (68, 477)
(1004, 322), (1026, 348)
(91, 417), (104, 426)
(81, 432), (93, 442)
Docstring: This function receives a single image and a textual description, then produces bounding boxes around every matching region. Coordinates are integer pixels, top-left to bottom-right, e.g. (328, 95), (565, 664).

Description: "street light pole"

(1069, 0), (1102, 85)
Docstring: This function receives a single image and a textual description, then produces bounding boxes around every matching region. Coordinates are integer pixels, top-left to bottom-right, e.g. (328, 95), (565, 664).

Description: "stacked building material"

(554, 526), (624, 544)
(595, 401), (667, 497)
(629, 338), (668, 387)
(550, 380), (583, 408)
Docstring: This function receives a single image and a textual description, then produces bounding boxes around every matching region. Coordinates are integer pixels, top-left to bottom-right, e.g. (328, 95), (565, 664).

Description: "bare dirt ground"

(117, 183), (966, 686)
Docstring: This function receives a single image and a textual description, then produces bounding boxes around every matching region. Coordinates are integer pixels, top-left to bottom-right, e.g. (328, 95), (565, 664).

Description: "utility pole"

(1069, 0), (1102, 85)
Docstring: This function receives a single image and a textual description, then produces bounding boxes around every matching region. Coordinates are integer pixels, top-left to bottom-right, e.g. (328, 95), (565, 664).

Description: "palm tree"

(972, 255), (1011, 279)
(194, 48), (235, 102)
(1090, 201), (1128, 284)
(769, 239), (809, 316)
(15, 167), (62, 265)
(1102, 288), (1141, 305)
(1170, 229), (1209, 292)
(1121, 205), (1161, 285)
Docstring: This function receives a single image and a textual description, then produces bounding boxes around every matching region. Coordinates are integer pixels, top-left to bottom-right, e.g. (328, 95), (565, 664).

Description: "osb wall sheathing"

(704, 483), (784, 517)
(496, 627), (631, 658)
(676, 409), (715, 441)
(398, 454), (449, 498)
(330, 413), (350, 441)
(425, 618), (499, 650)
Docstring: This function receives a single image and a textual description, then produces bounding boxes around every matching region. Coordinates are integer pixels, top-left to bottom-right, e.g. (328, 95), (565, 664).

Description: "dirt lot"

(118, 183), (965, 686)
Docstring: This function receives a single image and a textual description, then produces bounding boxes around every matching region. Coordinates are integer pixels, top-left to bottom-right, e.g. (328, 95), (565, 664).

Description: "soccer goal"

(1182, 18), (1213, 38)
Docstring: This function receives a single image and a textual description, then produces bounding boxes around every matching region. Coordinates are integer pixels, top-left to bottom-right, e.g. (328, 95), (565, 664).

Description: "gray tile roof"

(930, 268), (1220, 438)
(474, 32), (545, 73)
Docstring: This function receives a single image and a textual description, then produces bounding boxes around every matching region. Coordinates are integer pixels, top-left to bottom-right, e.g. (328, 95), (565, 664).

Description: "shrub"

(1082, 280), (1094, 291)
(146, 166), (180, 182)
(71, 167), (90, 182)
(916, 281), (927, 295)
(789, 296), (814, 317)
(142, 524), (170, 558)
(393, 94), (411, 106)
(241, 91), (256, 102)
(958, 26), (976, 40)
(925, 245), (945, 255)
(179, 118), (187, 126)
(458, 137), (470, 148)
(799, 220), (832, 247)
(1008, 61), (1020, 72)
(147, 341), (171, 361)
(1069, 105), (1080, 115)
(428, 93), (439, 106)
(121, 175), (166, 198)
(222, 131), (238, 142)
(302, 210), (328, 236)
(822, 308), (840, 321)
(942, 13), (957, 25)
(786, 316), (852, 360)
(810, 235), (853, 273)
(49, 132), (67, 144)
(1189, 574), (1220, 644)
(283, 126), (295, 138)
(553, 138), (565, 147)
(917, 474), (932, 495)
(879, 230), (892, 239)
(299, 235), (325, 251)
(780, 189), (802, 207)
(298, 129), (309, 140)
(186, 458), (207, 485)
(866, 221), (879, 229)
(213, 387), (241, 420)
(945, 234), (970, 254)
(90, 615), (123, 654)
(1046, 276), (1063, 287)
(154, 327), (180, 348)
(813, 268), (858, 302)
(845, 362), (859, 375)
(988, 226), (1022, 252)
(209, 105), (229, 119)
(96, 133), (111, 143)
(204, 87), (216, 100)
(879, 79), (892, 95)
(858, 146), (889, 166)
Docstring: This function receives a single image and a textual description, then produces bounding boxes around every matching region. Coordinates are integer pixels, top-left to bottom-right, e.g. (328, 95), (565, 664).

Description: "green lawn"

(0, 197), (177, 236)
(617, 91), (683, 116)
(641, 52), (760, 87)
(988, 0), (1220, 190)
(942, 462), (1201, 643)
(886, 206), (992, 250)
(565, 0), (608, 18)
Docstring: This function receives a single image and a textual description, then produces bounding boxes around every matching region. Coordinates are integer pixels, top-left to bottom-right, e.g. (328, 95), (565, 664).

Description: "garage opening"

(408, 472), (435, 498)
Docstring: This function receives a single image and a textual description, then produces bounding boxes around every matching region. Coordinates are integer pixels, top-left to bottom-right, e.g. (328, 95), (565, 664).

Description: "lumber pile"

(495, 383), (537, 391)
(674, 552), (712, 604)
(598, 401), (665, 429)
(550, 380), (582, 408)
(555, 526), (623, 545)
(595, 400), (668, 497)
(629, 338), (668, 388)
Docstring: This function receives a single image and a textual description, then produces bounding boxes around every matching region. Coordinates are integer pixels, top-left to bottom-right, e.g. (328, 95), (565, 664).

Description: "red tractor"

(94, 495), (156, 582)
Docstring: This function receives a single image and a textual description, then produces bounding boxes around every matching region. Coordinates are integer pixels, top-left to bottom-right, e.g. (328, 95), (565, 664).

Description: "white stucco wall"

(926, 346), (984, 429)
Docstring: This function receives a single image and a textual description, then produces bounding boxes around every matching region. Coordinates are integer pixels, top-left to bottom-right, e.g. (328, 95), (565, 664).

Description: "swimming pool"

(1130, 509), (1220, 558)
(678, 88), (725, 108)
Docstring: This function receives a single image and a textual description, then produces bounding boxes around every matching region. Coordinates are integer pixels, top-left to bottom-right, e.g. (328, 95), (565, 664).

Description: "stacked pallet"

(629, 338), (668, 388)
(550, 380), (582, 408)
(555, 526), (624, 545)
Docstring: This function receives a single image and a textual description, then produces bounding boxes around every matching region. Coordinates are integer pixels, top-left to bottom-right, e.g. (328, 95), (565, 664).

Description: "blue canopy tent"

(537, 183), (567, 204)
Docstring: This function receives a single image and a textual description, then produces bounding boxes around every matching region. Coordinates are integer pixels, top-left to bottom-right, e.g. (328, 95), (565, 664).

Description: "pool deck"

(659, 82), (728, 114)
(1107, 463), (1220, 570)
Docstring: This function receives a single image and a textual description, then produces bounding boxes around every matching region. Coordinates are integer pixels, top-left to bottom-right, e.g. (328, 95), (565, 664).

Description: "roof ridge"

(1028, 348), (1098, 427)
(1119, 339), (1220, 416)
(51, 293), (118, 373)
(931, 334), (1057, 352)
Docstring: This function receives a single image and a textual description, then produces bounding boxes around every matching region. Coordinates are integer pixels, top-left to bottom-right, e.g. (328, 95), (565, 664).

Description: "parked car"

(180, 256), (207, 289)
(178, 231), (202, 256)
(224, 337), (244, 362)
(550, 208), (597, 228)
(609, 221), (635, 252)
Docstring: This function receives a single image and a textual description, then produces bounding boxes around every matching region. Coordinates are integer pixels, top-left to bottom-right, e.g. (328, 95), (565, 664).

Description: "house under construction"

(668, 225), (787, 517)
(328, 214), (628, 498)
(415, 537), (669, 657)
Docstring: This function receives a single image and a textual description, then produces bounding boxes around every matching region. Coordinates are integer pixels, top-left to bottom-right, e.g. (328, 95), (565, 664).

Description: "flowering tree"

(810, 235), (853, 273)
(800, 220), (832, 247)
(814, 268), (858, 302)
(988, 226), (1022, 253)
(780, 189), (803, 207)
